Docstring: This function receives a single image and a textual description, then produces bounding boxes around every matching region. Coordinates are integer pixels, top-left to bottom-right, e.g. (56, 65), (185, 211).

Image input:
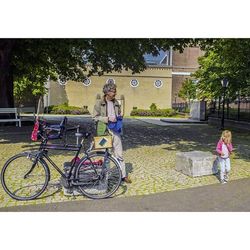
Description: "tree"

(193, 39), (250, 100)
(178, 79), (197, 103)
(14, 77), (47, 107)
(0, 38), (195, 108)
(0, 40), (15, 107)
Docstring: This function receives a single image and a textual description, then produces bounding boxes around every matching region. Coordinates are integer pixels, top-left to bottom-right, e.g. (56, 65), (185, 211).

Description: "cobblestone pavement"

(0, 117), (250, 208)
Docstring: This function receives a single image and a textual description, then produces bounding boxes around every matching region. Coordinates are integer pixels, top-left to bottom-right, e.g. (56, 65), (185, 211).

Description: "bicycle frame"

(32, 120), (117, 187)
(34, 135), (110, 182)
(34, 137), (83, 179)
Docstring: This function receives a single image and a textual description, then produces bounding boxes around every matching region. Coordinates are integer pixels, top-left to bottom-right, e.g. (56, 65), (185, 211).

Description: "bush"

(183, 107), (190, 113)
(47, 104), (90, 115)
(130, 108), (176, 117)
(150, 103), (157, 111)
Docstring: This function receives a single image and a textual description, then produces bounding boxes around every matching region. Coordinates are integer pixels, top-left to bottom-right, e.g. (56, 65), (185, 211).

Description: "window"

(58, 77), (67, 86)
(83, 78), (91, 86)
(130, 79), (139, 88)
(160, 55), (168, 65)
(106, 78), (115, 84)
(154, 79), (163, 88)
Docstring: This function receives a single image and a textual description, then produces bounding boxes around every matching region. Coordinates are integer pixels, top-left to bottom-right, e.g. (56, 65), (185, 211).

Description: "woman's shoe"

(122, 176), (132, 184)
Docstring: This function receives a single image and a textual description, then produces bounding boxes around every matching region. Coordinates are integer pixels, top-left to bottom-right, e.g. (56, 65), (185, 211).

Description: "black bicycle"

(0, 117), (122, 201)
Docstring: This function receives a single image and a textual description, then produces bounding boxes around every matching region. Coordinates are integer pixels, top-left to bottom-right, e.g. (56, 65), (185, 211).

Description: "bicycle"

(0, 117), (122, 201)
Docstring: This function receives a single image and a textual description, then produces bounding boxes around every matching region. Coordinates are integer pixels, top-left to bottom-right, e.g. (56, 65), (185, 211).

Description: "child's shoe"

(224, 174), (229, 182)
(220, 179), (226, 184)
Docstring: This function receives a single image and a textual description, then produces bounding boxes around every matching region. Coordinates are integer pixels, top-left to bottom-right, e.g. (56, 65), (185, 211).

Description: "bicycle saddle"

(75, 132), (91, 139)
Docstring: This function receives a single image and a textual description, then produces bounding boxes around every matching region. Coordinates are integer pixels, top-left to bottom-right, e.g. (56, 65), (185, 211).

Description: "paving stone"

(0, 117), (250, 208)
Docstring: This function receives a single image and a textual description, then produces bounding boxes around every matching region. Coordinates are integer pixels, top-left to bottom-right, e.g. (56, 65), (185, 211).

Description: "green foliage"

(62, 102), (69, 106)
(1, 38), (200, 108)
(183, 107), (190, 113)
(150, 103), (157, 111)
(193, 39), (250, 100)
(9, 39), (196, 84)
(47, 104), (90, 115)
(130, 108), (176, 117)
(178, 79), (197, 101)
(14, 77), (47, 106)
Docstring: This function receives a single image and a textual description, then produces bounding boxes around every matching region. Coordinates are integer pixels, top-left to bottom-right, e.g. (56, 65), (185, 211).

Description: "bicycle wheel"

(75, 152), (122, 199)
(1, 152), (50, 201)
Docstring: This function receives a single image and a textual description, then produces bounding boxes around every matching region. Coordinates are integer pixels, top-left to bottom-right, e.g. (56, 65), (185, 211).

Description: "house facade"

(45, 47), (203, 116)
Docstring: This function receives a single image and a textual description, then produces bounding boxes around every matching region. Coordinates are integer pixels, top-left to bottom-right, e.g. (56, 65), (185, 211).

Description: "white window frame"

(58, 78), (67, 86)
(130, 79), (139, 88)
(154, 79), (163, 88)
(83, 78), (91, 86)
(106, 78), (115, 84)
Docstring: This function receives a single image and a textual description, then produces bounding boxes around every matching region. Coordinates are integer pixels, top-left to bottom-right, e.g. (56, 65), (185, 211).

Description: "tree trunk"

(0, 39), (15, 108)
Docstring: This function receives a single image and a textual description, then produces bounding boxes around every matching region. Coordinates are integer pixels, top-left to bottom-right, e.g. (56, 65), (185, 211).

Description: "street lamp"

(220, 78), (229, 130)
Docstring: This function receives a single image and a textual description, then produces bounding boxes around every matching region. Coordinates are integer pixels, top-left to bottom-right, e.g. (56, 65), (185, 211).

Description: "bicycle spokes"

(1, 154), (49, 200)
(76, 153), (122, 199)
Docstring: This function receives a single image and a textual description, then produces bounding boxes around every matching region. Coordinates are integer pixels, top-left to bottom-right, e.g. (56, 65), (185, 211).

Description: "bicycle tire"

(1, 152), (50, 201)
(74, 151), (122, 199)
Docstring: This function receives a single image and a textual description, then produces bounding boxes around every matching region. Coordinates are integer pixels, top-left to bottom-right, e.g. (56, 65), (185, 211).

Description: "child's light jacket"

(216, 139), (233, 155)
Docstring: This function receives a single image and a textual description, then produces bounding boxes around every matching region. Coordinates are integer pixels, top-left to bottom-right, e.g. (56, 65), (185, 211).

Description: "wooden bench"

(0, 108), (21, 127)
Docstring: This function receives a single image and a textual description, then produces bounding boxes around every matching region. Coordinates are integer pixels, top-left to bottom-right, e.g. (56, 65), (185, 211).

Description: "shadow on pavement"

(1, 117), (250, 162)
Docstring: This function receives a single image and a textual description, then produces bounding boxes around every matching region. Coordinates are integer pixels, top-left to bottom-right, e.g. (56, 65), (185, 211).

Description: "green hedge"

(46, 104), (90, 115)
(130, 108), (176, 117)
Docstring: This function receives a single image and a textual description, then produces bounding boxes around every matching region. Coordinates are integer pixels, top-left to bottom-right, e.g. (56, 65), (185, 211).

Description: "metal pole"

(218, 97), (221, 117)
(237, 92), (240, 121)
(221, 88), (226, 130)
(226, 98), (229, 119)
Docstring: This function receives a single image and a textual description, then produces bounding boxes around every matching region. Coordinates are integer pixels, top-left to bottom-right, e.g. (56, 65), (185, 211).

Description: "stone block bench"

(176, 151), (218, 177)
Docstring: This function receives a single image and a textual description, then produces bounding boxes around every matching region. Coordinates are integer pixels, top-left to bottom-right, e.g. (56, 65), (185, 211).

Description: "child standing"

(216, 130), (233, 184)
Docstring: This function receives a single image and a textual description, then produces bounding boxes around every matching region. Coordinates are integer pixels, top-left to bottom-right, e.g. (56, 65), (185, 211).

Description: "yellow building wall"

(49, 67), (172, 116)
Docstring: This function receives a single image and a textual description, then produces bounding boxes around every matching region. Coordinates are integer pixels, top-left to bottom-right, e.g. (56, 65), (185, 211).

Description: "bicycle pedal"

(63, 162), (71, 172)
(63, 187), (73, 196)
(60, 176), (70, 189)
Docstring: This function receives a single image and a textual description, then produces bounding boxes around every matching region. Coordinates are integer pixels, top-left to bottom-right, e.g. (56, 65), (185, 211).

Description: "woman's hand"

(108, 117), (117, 122)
